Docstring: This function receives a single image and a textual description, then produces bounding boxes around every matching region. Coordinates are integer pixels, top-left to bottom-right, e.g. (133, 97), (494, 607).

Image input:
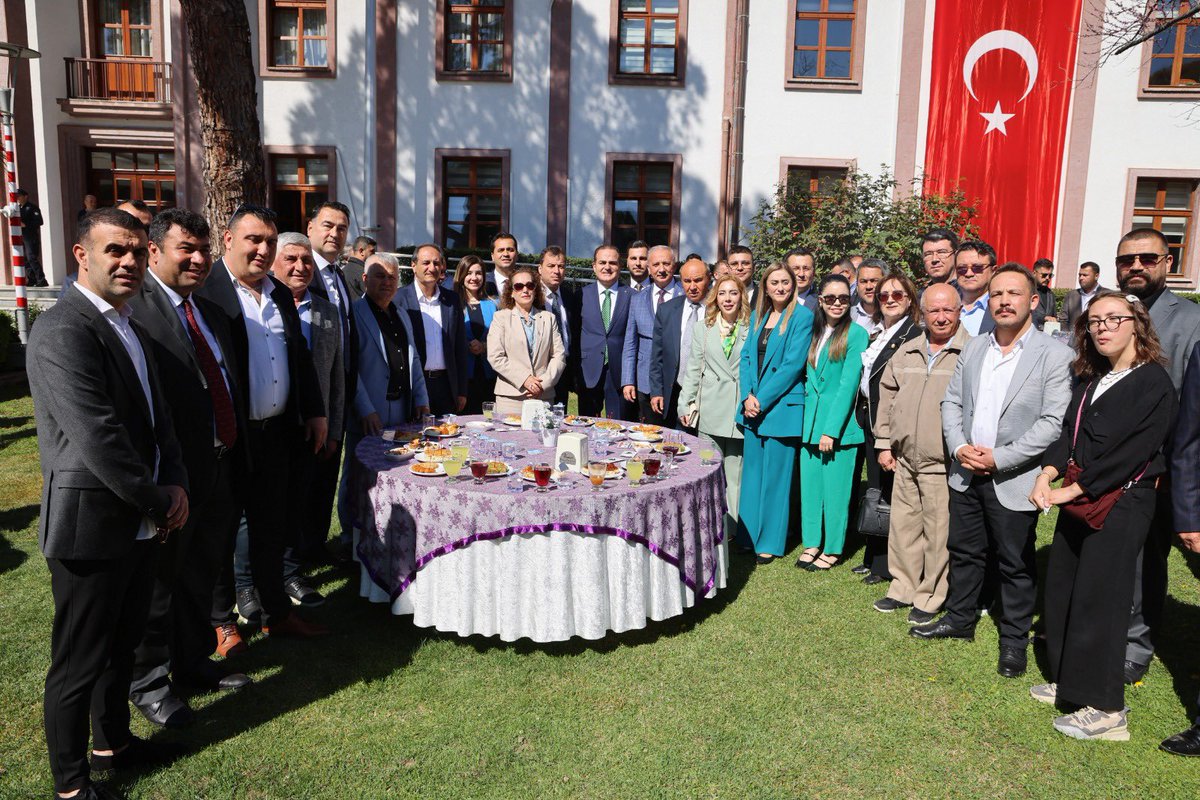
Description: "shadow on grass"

(0, 426), (35, 450)
(0, 413), (31, 429)
(0, 530), (29, 574)
(1153, 592), (1200, 721)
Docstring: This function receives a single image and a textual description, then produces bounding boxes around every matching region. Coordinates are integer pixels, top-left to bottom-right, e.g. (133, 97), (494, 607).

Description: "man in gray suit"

(1115, 227), (1200, 684)
(29, 208), (190, 798)
(912, 265), (1073, 682)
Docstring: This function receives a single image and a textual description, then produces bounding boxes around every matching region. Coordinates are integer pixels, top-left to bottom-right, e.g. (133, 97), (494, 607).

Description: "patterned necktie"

(183, 300), (237, 448)
(657, 288), (667, 312)
(677, 303), (699, 384)
(601, 289), (612, 364)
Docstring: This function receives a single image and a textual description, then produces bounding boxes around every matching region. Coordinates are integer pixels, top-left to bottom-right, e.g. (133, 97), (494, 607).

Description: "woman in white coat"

(487, 266), (567, 416)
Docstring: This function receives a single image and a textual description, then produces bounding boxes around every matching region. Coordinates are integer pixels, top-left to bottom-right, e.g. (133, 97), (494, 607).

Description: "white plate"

(628, 431), (664, 443)
(423, 428), (462, 440)
(385, 447), (418, 461)
(520, 468), (562, 483)
(501, 416), (524, 426)
(465, 421), (492, 433)
(408, 463), (446, 477)
(564, 417), (594, 427)
(475, 462), (515, 478)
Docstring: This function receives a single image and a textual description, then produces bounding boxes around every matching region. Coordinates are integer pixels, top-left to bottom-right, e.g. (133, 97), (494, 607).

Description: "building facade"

(5, 0), (1200, 291)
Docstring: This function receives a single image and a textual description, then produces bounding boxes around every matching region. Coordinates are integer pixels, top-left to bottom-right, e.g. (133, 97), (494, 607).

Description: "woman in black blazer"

(854, 272), (922, 585)
(1029, 291), (1176, 742)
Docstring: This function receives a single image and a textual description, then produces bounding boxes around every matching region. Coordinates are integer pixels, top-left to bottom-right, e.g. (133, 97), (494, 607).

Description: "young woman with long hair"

(454, 255), (497, 414)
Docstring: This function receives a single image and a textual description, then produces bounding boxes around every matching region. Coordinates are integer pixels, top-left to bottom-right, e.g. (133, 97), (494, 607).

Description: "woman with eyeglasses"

(853, 271), (922, 585)
(795, 273), (870, 571)
(454, 255), (497, 414)
(737, 263), (814, 564)
(1028, 291), (1175, 742)
(486, 266), (567, 416)
(679, 275), (751, 542)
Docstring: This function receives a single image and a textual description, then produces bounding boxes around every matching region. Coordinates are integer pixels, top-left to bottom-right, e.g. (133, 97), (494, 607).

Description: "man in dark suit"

(267, 232), (344, 607)
(342, 235), (377, 301)
(196, 205), (329, 642)
(649, 257), (710, 429)
(1115, 227), (1200, 683)
(538, 245), (579, 398)
(1057, 261), (1106, 329)
(1161, 341), (1200, 756)
(954, 241), (997, 336)
(786, 247), (819, 312)
(29, 208), (190, 798)
(1031, 259), (1058, 330)
(622, 245), (682, 423)
(126, 209), (251, 731)
(16, 188), (47, 286)
(577, 244), (633, 419)
(396, 243), (469, 415)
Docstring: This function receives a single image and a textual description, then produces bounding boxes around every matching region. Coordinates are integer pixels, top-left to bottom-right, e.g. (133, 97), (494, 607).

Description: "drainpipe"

(720, 0), (749, 255)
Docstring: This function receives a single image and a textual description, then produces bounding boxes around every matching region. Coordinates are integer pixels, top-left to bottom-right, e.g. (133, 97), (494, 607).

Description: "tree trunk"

(178, 0), (266, 255)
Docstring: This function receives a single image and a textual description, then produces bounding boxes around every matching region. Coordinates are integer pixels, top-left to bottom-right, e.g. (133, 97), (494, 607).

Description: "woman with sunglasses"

(679, 275), (751, 542)
(486, 267), (567, 416)
(454, 255), (497, 414)
(796, 273), (870, 571)
(737, 263), (814, 564)
(853, 271), (922, 585)
(1028, 292), (1175, 742)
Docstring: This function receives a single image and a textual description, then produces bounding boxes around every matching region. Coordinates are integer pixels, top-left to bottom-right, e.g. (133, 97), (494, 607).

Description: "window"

(787, 0), (865, 90)
(1130, 177), (1198, 278)
(437, 1), (513, 82)
(87, 148), (176, 211)
(1147, 11), (1200, 88)
(435, 150), (510, 249)
(786, 164), (848, 196)
(611, 1), (688, 86)
(270, 153), (331, 233)
(96, 0), (152, 58)
(260, 1), (336, 77)
(605, 155), (681, 253)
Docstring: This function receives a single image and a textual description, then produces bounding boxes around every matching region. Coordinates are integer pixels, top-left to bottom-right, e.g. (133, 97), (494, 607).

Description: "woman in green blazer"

(796, 273), (869, 571)
(679, 276), (751, 542)
(737, 263), (815, 563)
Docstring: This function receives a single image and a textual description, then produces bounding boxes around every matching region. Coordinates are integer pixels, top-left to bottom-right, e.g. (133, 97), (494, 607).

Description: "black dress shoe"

(1160, 724), (1200, 757)
(1123, 659), (1150, 684)
(91, 735), (187, 774)
(850, 564), (870, 575)
(909, 618), (975, 641)
(178, 658), (252, 692)
(236, 587), (263, 624)
(53, 784), (125, 800)
(134, 695), (194, 729)
(997, 645), (1028, 678)
(284, 577), (326, 608)
(755, 554), (776, 565)
(862, 574), (885, 585)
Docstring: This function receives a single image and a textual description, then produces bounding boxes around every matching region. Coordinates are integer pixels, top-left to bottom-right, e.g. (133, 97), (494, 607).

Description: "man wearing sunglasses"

(953, 241), (997, 337)
(1114, 227), (1200, 687)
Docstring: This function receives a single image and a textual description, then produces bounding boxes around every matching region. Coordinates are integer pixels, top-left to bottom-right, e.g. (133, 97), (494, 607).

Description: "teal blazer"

(737, 304), (814, 438)
(801, 323), (869, 445)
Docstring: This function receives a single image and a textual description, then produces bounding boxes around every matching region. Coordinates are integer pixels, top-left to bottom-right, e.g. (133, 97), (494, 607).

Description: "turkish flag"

(923, 0), (1084, 267)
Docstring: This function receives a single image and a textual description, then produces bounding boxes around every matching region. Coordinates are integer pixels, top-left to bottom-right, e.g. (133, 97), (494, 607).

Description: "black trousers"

(577, 363), (630, 420)
(860, 426), (893, 579)
(45, 540), (157, 793)
(130, 452), (240, 704)
(463, 370), (491, 416)
(425, 371), (455, 416)
(301, 434), (342, 555)
(1046, 484), (1155, 711)
(637, 390), (666, 426)
(1125, 486), (1174, 665)
(282, 439), (322, 582)
(943, 478), (1038, 648)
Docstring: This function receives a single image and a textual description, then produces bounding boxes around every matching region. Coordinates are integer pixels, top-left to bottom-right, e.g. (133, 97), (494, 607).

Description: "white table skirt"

(357, 529), (729, 643)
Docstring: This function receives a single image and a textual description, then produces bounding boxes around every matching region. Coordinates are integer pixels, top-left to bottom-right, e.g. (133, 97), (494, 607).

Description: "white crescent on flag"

(962, 30), (1039, 102)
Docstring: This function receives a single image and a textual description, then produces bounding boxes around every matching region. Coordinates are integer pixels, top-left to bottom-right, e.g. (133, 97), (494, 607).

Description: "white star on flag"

(980, 102), (1015, 135)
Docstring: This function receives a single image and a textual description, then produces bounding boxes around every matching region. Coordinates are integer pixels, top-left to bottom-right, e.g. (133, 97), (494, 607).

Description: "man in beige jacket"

(870, 283), (969, 623)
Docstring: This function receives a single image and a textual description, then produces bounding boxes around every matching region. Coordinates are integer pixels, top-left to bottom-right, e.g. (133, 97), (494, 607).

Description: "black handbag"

(856, 487), (891, 537)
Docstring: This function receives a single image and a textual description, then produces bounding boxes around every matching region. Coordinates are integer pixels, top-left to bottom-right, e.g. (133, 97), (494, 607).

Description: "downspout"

(721, 0), (749, 255)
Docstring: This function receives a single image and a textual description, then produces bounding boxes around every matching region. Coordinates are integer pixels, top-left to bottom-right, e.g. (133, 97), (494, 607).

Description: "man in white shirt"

(487, 232), (519, 297)
(626, 240), (650, 291)
(850, 258), (886, 335)
(954, 241), (997, 336)
(914, 265), (1073, 683)
(727, 245), (756, 305)
(1058, 261), (1106, 329)
(539, 245), (578, 396)
(622, 245), (682, 420)
(577, 245), (634, 418)
(397, 243), (469, 414)
(649, 257), (711, 429)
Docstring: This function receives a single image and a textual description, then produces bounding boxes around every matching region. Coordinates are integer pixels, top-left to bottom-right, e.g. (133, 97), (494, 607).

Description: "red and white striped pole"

(1, 107), (28, 344)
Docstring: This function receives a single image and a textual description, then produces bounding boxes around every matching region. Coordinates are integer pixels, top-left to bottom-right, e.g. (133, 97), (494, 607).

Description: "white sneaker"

(1030, 683), (1057, 705)
(1053, 707), (1129, 741)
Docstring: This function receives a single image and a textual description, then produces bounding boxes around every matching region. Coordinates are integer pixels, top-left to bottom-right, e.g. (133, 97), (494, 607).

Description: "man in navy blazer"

(396, 243), (469, 415)
(649, 257), (711, 429)
(786, 247), (819, 312)
(622, 244), (682, 422)
(577, 244), (634, 419)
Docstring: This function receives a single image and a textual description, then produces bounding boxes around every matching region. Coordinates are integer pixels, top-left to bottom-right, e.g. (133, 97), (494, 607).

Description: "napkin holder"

(1043, 319), (1061, 335)
(555, 432), (589, 473)
(520, 399), (549, 431)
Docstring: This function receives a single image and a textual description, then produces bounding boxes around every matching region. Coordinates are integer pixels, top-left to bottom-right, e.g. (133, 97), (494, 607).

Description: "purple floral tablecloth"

(351, 417), (727, 604)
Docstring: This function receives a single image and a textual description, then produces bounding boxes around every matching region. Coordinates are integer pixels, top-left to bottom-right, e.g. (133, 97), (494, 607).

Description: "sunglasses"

(955, 264), (990, 276)
(511, 281), (536, 292)
(878, 290), (908, 304)
(1114, 252), (1166, 268)
(820, 294), (850, 306)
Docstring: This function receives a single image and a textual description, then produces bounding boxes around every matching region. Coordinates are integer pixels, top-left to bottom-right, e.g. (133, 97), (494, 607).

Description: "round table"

(350, 416), (728, 642)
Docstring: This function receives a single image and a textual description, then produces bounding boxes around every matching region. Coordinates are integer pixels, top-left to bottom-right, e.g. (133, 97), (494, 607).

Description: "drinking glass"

(502, 441), (519, 464)
(699, 443), (716, 466)
(482, 401), (495, 422)
(626, 457), (645, 486)
(533, 462), (553, 493)
(451, 442), (470, 464)
(443, 457), (463, 482)
(661, 447), (675, 474)
(422, 413), (436, 433)
(643, 455), (662, 481)
(588, 461), (607, 492)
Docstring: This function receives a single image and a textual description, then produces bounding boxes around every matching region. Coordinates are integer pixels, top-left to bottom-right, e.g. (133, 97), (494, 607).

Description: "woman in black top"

(1029, 291), (1176, 742)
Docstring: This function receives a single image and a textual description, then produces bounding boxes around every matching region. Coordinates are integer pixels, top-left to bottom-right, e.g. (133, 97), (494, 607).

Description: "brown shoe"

(263, 613), (329, 638)
(214, 623), (248, 657)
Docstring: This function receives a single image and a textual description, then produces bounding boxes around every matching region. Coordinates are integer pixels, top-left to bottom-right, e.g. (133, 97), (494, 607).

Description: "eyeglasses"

(511, 281), (535, 292)
(820, 295), (850, 306)
(878, 290), (908, 304)
(1085, 315), (1135, 332)
(1114, 252), (1167, 269)
(922, 249), (953, 260)
(955, 264), (990, 277)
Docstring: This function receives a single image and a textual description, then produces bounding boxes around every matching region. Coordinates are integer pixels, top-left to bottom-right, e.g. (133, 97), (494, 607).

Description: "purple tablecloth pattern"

(351, 418), (727, 605)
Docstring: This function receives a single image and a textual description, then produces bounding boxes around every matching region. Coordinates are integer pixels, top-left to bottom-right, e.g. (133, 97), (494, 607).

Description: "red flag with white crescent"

(923, 0), (1084, 267)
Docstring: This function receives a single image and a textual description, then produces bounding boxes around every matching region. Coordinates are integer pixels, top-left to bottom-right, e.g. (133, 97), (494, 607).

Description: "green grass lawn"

(1, 382), (1199, 798)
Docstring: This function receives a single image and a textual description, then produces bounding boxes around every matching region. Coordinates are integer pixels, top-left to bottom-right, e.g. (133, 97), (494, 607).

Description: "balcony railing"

(64, 57), (172, 104)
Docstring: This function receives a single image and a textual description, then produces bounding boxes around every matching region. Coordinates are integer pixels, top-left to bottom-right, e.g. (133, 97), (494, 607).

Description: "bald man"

(649, 258), (711, 429)
(622, 245), (682, 423)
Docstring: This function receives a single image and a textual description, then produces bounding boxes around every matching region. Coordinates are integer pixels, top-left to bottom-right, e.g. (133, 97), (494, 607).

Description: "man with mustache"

(622, 244), (682, 423)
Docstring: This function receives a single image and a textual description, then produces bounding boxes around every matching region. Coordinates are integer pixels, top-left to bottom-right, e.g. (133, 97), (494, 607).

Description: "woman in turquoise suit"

(795, 273), (869, 571)
(737, 262), (815, 564)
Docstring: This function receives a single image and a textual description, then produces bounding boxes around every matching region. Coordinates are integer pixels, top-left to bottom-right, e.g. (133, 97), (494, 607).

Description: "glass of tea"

(470, 458), (489, 484)
(643, 455), (662, 481)
(588, 461), (607, 492)
(533, 462), (553, 493)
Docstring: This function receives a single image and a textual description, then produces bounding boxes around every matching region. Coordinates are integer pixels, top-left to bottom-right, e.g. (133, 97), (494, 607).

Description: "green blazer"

(801, 323), (869, 446)
(678, 318), (748, 439)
